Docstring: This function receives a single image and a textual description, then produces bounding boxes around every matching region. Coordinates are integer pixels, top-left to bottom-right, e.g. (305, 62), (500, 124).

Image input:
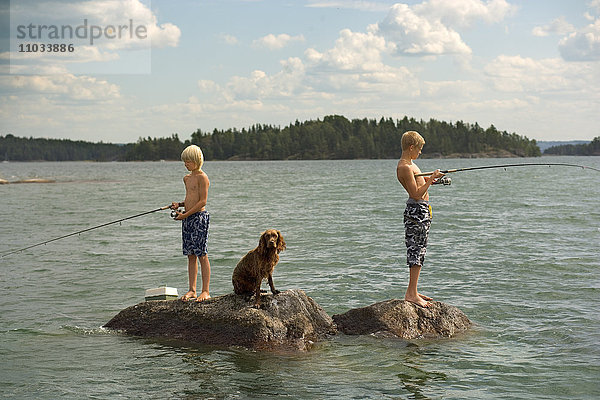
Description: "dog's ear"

(258, 231), (268, 252)
(276, 230), (286, 253)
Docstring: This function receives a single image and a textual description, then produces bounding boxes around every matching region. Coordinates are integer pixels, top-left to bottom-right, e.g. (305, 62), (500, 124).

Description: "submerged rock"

(332, 299), (471, 339)
(104, 289), (336, 351)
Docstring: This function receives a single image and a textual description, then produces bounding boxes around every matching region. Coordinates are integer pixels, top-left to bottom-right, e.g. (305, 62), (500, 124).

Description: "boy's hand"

(174, 210), (185, 220)
(430, 169), (445, 183)
(170, 202), (179, 210)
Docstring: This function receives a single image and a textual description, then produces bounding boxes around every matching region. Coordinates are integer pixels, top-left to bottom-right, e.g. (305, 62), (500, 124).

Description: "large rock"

(104, 289), (336, 351)
(332, 300), (471, 339)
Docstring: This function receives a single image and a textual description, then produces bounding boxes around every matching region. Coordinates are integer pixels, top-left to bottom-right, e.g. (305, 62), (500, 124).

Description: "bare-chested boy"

(396, 131), (444, 307)
(171, 145), (211, 302)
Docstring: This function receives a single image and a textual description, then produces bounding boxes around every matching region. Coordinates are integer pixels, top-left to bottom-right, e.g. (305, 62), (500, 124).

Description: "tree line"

(1, 115), (541, 162)
(192, 115), (540, 159)
(0, 134), (185, 162)
(543, 137), (600, 156)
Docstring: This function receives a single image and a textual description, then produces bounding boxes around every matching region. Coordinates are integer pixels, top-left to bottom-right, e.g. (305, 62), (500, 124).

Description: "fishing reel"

(170, 208), (182, 220)
(432, 176), (452, 186)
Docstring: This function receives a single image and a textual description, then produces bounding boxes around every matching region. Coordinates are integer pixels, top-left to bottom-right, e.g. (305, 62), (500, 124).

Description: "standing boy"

(396, 131), (444, 307)
(171, 145), (211, 302)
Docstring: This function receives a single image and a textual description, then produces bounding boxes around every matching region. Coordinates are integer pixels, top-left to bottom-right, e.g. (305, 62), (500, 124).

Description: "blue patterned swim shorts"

(404, 199), (431, 268)
(182, 211), (209, 256)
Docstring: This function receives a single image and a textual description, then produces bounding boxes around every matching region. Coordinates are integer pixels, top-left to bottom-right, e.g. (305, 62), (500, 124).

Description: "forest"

(1, 115), (541, 161)
(543, 137), (600, 156)
(0, 134), (183, 162)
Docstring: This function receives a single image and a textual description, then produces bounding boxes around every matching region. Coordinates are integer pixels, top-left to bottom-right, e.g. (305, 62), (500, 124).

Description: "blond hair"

(181, 145), (204, 171)
(401, 131), (425, 151)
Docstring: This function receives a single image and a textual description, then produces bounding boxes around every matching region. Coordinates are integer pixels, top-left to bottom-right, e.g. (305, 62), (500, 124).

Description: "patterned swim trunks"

(182, 211), (209, 256)
(404, 199), (431, 268)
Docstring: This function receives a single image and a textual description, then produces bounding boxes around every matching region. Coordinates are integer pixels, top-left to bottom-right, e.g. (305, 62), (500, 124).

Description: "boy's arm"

(170, 201), (184, 210)
(397, 165), (443, 199)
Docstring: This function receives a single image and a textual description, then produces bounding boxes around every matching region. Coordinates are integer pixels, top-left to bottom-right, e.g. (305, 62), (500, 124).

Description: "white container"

(145, 286), (179, 301)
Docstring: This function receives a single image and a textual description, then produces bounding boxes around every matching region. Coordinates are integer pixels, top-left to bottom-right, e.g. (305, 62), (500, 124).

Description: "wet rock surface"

(104, 289), (337, 351)
(332, 299), (472, 339)
(105, 291), (472, 351)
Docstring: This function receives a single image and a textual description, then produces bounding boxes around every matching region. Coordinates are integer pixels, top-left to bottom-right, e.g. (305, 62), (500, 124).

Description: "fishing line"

(416, 162), (600, 177)
(0, 205), (171, 258)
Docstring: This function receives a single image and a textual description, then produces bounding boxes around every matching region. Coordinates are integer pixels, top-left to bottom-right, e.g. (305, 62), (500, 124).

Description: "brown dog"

(232, 229), (286, 307)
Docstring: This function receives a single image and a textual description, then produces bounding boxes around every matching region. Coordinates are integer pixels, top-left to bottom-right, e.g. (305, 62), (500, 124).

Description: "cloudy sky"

(1, 0), (599, 143)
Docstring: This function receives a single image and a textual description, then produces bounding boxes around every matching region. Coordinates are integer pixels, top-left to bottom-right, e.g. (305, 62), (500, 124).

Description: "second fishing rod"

(417, 161), (600, 180)
(415, 162), (600, 186)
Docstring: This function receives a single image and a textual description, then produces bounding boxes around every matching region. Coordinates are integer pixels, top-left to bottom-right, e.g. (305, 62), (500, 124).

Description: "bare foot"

(195, 291), (210, 302)
(405, 294), (431, 308)
(181, 290), (196, 301)
(419, 293), (433, 301)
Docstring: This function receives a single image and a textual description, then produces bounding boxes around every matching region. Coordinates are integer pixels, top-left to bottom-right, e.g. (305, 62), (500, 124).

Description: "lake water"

(1, 157), (599, 399)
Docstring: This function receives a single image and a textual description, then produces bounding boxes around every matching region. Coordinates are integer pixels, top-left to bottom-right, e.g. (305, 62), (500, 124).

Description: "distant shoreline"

(1, 115), (543, 161)
(3, 153), (599, 165)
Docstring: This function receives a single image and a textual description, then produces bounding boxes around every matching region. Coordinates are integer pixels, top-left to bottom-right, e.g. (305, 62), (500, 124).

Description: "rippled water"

(1, 157), (599, 399)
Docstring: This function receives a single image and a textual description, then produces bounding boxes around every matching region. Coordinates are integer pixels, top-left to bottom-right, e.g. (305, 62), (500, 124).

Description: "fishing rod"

(0, 205), (171, 258)
(416, 162), (600, 177)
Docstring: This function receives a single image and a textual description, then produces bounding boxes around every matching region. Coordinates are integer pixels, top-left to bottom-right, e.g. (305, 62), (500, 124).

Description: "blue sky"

(1, 0), (599, 143)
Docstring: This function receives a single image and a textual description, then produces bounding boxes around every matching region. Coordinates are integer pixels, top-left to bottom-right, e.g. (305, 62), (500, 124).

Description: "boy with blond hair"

(396, 131), (444, 307)
(171, 145), (211, 302)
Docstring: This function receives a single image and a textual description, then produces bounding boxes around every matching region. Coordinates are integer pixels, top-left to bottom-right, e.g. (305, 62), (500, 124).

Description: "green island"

(1, 114), (578, 162)
(542, 137), (600, 156)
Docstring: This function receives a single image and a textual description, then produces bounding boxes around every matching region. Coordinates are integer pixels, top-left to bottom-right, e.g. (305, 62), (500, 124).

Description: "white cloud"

(226, 57), (306, 99)
(532, 16), (575, 37)
(8, 0), (180, 74)
(376, 3), (471, 56)
(186, 1), (519, 115)
(305, 28), (389, 70)
(69, 0), (181, 49)
(558, 18), (600, 61)
(421, 79), (483, 99)
(12, 0), (180, 50)
(198, 80), (222, 93)
(193, 26), (420, 109)
(252, 33), (305, 50)
(415, 52), (600, 140)
(302, 28), (419, 94)
(374, 0), (514, 57)
(484, 55), (596, 95)
(193, 57), (308, 106)
(220, 34), (240, 45)
(146, 21), (181, 48)
(415, 0), (514, 27)
(0, 73), (129, 142)
(1, 74), (120, 101)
